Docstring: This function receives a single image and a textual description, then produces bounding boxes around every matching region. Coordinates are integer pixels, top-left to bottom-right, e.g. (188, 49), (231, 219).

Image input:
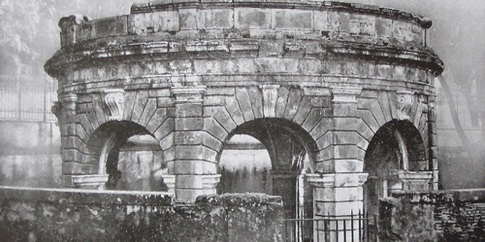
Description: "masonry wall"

(0, 186), (284, 242)
(379, 189), (485, 242)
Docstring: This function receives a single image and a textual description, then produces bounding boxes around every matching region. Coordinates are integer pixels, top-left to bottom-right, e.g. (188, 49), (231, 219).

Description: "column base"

(71, 174), (109, 190)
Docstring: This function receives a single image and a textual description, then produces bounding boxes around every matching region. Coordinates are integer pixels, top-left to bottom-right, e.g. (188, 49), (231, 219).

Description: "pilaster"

(169, 86), (220, 202)
(307, 172), (368, 241)
(428, 96), (439, 190)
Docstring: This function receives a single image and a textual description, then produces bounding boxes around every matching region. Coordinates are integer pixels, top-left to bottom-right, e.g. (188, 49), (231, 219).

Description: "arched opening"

(217, 118), (317, 241)
(87, 121), (167, 191)
(363, 120), (427, 216)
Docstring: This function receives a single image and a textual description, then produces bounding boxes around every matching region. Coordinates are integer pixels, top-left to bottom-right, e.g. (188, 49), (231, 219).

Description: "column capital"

(306, 174), (335, 188)
(171, 86), (206, 104)
(330, 85), (362, 103)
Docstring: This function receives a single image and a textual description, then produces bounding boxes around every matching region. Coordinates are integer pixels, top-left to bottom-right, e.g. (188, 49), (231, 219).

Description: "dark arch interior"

(87, 121), (166, 191)
(363, 120), (427, 216)
(217, 118), (316, 240)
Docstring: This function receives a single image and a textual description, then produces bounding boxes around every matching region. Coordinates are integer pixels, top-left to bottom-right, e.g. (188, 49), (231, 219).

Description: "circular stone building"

(45, 0), (443, 237)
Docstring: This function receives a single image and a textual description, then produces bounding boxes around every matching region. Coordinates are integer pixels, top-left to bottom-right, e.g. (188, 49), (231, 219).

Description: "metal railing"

(0, 76), (57, 122)
(284, 210), (378, 242)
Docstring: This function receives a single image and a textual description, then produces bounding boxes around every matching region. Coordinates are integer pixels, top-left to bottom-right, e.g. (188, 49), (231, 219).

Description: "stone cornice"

(45, 38), (443, 78)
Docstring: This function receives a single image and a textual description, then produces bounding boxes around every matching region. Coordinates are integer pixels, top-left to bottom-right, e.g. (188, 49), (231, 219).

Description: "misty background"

(0, 0), (484, 189)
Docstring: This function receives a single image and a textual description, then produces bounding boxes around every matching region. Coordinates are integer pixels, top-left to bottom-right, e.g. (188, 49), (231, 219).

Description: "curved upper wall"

(45, 0), (443, 94)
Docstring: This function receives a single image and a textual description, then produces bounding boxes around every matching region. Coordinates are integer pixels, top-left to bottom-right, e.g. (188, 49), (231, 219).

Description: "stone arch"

(363, 120), (428, 215)
(85, 120), (158, 189)
(356, 90), (430, 162)
(204, 85), (332, 161)
(216, 117), (317, 240)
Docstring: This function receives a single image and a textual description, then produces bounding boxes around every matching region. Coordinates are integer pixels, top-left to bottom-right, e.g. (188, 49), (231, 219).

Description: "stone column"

(310, 84), (369, 241)
(170, 86), (220, 202)
(428, 96), (439, 190)
(60, 92), (111, 189)
(307, 173), (368, 242)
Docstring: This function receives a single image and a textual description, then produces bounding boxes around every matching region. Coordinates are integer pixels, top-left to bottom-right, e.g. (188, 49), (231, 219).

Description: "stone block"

(174, 117), (204, 130)
(204, 117), (228, 142)
(283, 88), (303, 120)
(316, 146), (333, 163)
(62, 162), (97, 175)
(376, 17), (392, 37)
(393, 20), (413, 42)
(376, 64), (392, 80)
(153, 118), (174, 141)
(76, 124), (89, 142)
(326, 11), (340, 33)
(292, 97), (312, 125)
(247, 87), (264, 119)
(275, 86), (290, 118)
(334, 201), (363, 215)
(95, 15), (128, 38)
(302, 108), (330, 134)
(333, 117), (359, 131)
(235, 88), (255, 121)
(315, 129), (332, 149)
(138, 98), (157, 127)
(313, 10), (329, 31)
(339, 12), (349, 33)
(273, 10), (312, 29)
(146, 108), (168, 133)
(149, 89), (171, 97)
(131, 91), (149, 123)
(76, 21), (95, 42)
(157, 97), (174, 108)
(235, 8), (271, 29)
(175, 103), (203, 117)
(62, 136), (85, 149)
(198, 9), (234, 29)
(334, 159), (364, 173)
(62, 148), (83, 162)
(333, 145), (364, 160)
(332, 103), (358, 117)
(224, 96), (245, 125)
(204, 107), (237, 134)
(334, 173), (365, 187)
(159, 132), (174, 150)
(174, 160), (205, 174)
(164, 147), (175, 163)
(174, 145), (217, 161)
(176, 175), (205, 189)
(298, 59), (322, 74)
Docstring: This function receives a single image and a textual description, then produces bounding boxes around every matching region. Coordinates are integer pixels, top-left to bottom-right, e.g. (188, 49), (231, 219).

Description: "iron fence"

(284, 210), (378, 242)
(0, 76), (57, 122)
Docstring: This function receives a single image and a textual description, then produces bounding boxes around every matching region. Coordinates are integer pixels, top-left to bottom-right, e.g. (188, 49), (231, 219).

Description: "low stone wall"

(0, 186), (283, 242)
(379, 189), (485, 242)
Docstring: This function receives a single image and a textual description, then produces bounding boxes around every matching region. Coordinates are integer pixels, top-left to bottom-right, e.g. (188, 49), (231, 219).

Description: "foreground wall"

(379, 189), (485, 242)
(0, 186), (283, 242)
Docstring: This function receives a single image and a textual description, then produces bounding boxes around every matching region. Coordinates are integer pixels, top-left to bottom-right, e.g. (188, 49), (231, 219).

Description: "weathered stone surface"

(0, 187), (283, 242)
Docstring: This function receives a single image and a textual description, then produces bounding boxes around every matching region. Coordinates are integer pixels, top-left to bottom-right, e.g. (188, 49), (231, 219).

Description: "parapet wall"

(0, 186), (283, 242)
(379, 189), (485, 242)
(46, 0), (442, 94)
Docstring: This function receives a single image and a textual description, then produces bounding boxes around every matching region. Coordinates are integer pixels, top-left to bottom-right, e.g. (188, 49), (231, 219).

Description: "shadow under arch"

(217, 118), (318, 241)
(363, 120), (428, 216)
(86, 121), (163, 190)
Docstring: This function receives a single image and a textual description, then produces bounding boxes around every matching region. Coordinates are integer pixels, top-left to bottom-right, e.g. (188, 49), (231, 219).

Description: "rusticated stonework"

(45, 1), (443, 241)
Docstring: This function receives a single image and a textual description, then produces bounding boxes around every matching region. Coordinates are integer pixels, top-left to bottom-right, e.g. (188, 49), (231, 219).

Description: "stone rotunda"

(45, 0), (443, 239)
